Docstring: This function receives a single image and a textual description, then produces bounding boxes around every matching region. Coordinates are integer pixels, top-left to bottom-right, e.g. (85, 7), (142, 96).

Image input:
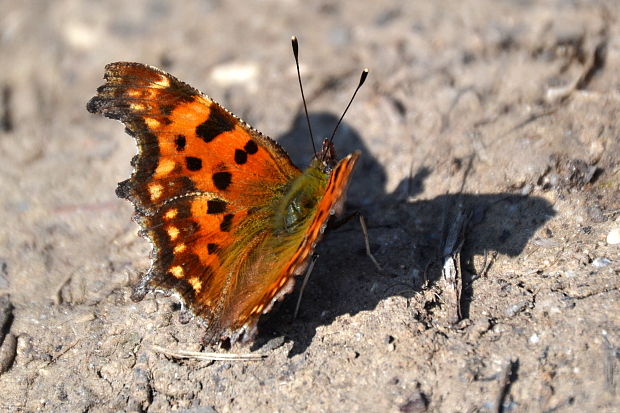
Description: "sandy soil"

(0, 0), (619, 412)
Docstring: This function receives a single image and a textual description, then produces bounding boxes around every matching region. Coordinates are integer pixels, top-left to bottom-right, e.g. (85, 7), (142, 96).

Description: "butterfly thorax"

(273, 158), (329, 236)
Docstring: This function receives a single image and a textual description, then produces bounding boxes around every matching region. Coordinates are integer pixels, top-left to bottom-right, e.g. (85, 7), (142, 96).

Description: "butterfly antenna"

(325, 68), (369, 159)
(291, 36), (317, 157)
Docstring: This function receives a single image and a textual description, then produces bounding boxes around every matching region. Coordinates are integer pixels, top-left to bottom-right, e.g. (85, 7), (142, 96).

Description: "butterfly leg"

(294, 253), (319, 319)
(329, 212), (384, 273)
(357, 214), (385, 273)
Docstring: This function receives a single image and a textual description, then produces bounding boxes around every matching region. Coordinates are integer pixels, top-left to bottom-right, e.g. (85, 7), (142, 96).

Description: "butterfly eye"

(302, 198), (313, 209)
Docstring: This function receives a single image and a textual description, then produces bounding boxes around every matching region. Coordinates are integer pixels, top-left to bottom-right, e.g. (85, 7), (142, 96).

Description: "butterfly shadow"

(251, 113), (556, 357)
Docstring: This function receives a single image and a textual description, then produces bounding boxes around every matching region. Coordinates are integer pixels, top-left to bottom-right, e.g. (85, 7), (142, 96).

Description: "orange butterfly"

(87, 38), (368, 344)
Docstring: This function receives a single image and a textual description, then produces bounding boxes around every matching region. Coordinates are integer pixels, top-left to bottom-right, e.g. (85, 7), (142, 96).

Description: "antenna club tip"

(291, 36), (299, 58)
(363, 68), (369, 73)
(291, 36), (299, 57)
(359, 69), (369, 85)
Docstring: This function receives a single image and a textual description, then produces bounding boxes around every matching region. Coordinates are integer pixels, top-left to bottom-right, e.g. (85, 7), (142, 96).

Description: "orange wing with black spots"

(87, 63), (300, 214)
(87, 62), (360, 344)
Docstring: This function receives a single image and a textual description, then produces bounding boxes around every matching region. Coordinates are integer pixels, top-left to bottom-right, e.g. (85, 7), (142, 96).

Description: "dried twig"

(151, 345), (266, 361)
(441, 205), (471, 324)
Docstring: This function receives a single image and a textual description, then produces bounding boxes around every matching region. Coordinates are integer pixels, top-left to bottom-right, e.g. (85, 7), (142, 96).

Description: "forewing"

(87, 62), (302, 340)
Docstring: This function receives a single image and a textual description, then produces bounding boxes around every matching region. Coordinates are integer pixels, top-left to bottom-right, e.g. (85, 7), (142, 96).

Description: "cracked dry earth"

(0, 0), (619, 412)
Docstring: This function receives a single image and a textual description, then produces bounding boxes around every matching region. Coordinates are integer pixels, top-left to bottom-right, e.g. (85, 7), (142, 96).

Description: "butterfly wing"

(221, 151), (360, 341)
(88, 62), (358, 343)
(87, 62), (300, 214)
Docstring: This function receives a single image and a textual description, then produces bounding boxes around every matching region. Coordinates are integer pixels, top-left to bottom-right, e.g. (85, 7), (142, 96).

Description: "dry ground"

(0, 0), (619, 412)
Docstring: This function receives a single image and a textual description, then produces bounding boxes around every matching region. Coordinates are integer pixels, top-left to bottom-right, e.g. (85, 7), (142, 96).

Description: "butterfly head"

(316, 138), (338, 172)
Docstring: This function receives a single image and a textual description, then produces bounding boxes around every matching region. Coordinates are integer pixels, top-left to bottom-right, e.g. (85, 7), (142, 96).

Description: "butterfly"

(86, 38), (368, 344)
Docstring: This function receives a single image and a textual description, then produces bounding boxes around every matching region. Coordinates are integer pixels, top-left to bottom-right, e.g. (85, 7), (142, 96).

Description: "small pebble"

(529, 333), (540, 345)
(520, 184), (533, 195)
(505, 301), (528, 317)
(607, 228), (620, 245)
(587, 206), (606, 223)
(592, 257), (611, 267)
(533, 238), (560, 248)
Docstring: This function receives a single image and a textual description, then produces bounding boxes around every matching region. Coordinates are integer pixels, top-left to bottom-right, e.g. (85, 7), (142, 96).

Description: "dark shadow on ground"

(251, 113), (556, 356)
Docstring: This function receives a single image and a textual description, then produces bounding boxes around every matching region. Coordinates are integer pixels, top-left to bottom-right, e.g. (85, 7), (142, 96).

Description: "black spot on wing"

(244, 140), (258, 154)
(212, 171), (232, 190)
(234, 149), (247, 165)
(220, 214), (234, 232)
(195, 104), (236, 143)
(175, 135), (186, 151)
(185, 156), (202, 171)
(207, 243), (218, 254)
(207, 199), (227, 214)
